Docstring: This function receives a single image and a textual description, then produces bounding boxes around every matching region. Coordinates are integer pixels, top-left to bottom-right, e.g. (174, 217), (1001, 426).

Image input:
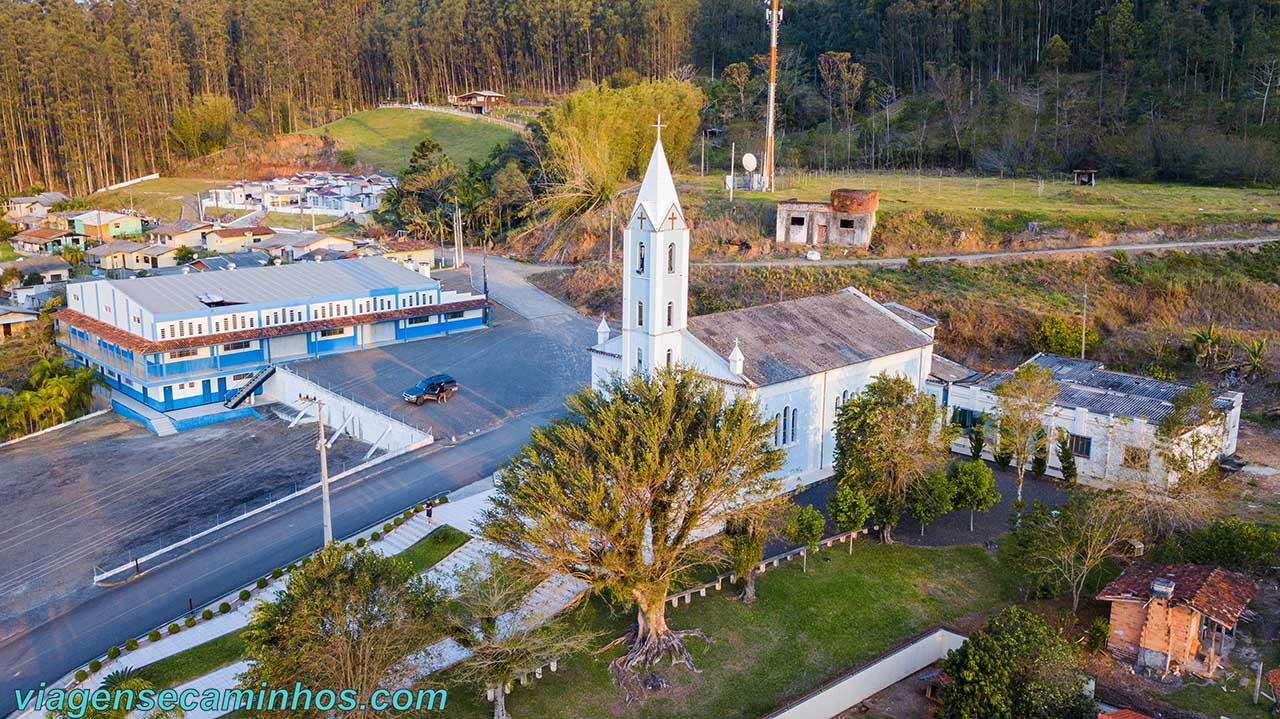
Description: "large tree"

(940, 607), (1096, 719)
(993, 364), (1059, 503)
(833, 374), (956, 543)
(479, 368), (783, 697)
(443, 553), (596, 719)
(240, 544), (437, 719)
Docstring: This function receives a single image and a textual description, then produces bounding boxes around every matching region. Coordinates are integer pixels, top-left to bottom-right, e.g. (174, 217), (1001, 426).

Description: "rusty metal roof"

(687, 288), (932, 386)
(1097, 563), (1257, 629)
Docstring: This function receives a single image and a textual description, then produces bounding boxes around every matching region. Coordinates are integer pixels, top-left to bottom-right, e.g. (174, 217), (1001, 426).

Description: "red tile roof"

(54, 297), (489, 354)
(1097, 563), (1257, 628)
(1099, 711), (1153, 719)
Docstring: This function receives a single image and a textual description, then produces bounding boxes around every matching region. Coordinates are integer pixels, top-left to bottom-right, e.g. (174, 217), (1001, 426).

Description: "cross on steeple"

(652, 114), (665, 140)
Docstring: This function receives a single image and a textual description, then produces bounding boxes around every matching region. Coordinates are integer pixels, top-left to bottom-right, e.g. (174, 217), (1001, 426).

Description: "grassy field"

(303, 108), (518, 174)
(400, 525), (469, 573)
(690, 172), (1280, 231)
(432, 542), (1015, 719)
(90, 177), (228, 223)
(0, 243), (18, 261)
(135, 630), (246, 689)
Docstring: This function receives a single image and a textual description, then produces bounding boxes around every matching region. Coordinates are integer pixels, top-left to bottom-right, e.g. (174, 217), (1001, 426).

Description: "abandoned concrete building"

(775, 189), (879, 248)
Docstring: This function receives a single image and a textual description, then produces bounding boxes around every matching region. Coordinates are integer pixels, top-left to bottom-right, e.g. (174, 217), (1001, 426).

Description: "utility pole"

(764, 0), (782, 192)
(700, 131), (706, 179)
(452, 207), (464, 268)
(300, 395), (332, 544)
(1081, 282), (1088, 360)
(608, 199), (614, 264)
(729, 142), (737, 203)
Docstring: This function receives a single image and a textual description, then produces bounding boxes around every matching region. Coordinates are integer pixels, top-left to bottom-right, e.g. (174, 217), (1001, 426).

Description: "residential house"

(378, 239), (435, 272)
(4, 191), (69, 221)
(73, 211), (144, 242)
(204, 226), (275, 254)
(87, 240), (151, 270)
(134, 244), (180, 270)
(11, 228), (84, 255)
(447, 90), (506, 114)
(935, 353), (1243, 488)
(146, 220), (213, 248)
(0, 306), (40, 340)
(207, 173), (393, 218)
(55, 257), (490, 414)
(0, 255), (72, 285)
(1098, 563), (1255, 677)
(257, 232), (355, 261)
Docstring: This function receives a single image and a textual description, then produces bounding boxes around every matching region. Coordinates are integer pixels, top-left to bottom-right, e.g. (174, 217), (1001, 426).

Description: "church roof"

(633, 123), (682, 226)
(687, 289), (933, 386)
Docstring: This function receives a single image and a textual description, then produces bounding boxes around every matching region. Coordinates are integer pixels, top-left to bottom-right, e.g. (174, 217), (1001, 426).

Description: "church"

(589, 126), (940, 482)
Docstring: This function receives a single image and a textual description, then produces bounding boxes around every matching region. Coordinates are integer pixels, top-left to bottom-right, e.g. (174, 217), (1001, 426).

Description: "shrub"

(256, 577), (268, 589)
(1036, 315), (1099, 356)
(383, 522), (393, 533)
(356, 537), (366, 547)
(201, 608), (214, 620)
(147, 630), (161, 642)
(219, 602), (231, 614)
(75, 670), (88, 682)
(393, 517), (404, 527)
(1155, 519), (1280, 573)
(906, 254), (921, 271)
(1086, 616), (1110, 653)
(184, 616), (196, 628)
(88, 659), (101, 672)
(287, 563), (297, 572)
(168, 623), (180, 635)
(239, 589), (251, 601)
(415, 504), (425, 513)
(403, 510), (413, 520)
(125, 638), (138, 651)
(106, 646), (121, 659)
(435, 495), (449, 504)
(371, 531), (381, 541)
(271, 567), (283, 579)
(343, 543), (353, 551)
(300, 556), (311, 566)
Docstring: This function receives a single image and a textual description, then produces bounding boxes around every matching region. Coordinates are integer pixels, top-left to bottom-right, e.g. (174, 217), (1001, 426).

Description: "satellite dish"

(742, 153), (759, 173)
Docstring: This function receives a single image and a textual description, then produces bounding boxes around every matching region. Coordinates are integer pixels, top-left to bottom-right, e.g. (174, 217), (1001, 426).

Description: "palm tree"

(51, 669), (183, 719)
(1186, 323), (1224, 369)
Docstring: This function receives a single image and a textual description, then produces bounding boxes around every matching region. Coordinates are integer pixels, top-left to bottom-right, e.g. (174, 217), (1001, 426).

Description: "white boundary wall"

(763, 628), (967, 719)
(262, 367), (430, 452)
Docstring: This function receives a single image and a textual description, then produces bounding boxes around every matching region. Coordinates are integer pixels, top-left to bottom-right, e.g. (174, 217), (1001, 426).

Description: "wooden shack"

(1097, 563), (1256, 678)
(448, 90), (505, 115)
(1074, 169), (1097, 186)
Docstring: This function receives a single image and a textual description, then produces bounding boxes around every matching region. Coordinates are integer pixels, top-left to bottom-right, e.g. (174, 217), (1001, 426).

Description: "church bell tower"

(621, 117), (689, 378)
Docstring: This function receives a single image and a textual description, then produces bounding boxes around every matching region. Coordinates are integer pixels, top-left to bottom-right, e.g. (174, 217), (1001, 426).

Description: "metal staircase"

(223, 366), (275, 409)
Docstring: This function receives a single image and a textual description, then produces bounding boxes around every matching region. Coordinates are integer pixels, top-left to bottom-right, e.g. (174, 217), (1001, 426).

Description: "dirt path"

(699, 235), (1279, 268)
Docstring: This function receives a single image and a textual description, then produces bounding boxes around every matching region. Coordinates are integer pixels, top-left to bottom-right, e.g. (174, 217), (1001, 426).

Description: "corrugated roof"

(87, 240), (149, 256)
(929, 354), (977, 383)
(1097, 563), (1256, 629)
(100, 256), (439, 314)
(0, 255), (71, 273)
(965, 353), (1234, 423)
(883, 302), (938, 330)
(687, 288), (932, 386)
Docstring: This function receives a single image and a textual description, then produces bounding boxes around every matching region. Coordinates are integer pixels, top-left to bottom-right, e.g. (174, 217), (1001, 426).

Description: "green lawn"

(302, 108), (518, 174)
(134, 630), (246, 690)
(90, 177), (229, 223)
(432, 541), (1017, 719)
(400, 525), (469, 574)
(1166, 681), (1276, 719)
(687, 172), (1280, 232)
(0, 242), (17, 261)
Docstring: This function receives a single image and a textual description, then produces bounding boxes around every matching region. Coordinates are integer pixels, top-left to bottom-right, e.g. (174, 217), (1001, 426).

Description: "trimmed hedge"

(202, 608), (214, 620)
(184, 616), (196, 628)
(75, 670), (88, 683)
(106, 646), (120, 659)
(148, 630), (162, 642)
(255, 577), (268, 589)
(356, 537), (366, 547)
(271, 567), (283, 579)
(239, 589), (251, 601)
(88, 659), (101, 672)
(383, 522), (393, 533)
(167, 623), (181, 635)
(219, 602), (231, 614)
(125, 638), (138, 651)
(371, 531), (381, 541)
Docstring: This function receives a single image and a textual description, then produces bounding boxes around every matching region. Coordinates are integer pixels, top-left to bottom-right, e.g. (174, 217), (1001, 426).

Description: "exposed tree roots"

(605, 627), (710, 703)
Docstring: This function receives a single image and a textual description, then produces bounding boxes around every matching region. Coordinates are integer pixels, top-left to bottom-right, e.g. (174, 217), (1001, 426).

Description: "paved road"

(698, 235), (1279, 268)
(0, 261), (591, 716)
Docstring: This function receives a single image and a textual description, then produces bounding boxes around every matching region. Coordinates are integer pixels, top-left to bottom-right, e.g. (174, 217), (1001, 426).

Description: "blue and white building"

(56, 257), (488, 413)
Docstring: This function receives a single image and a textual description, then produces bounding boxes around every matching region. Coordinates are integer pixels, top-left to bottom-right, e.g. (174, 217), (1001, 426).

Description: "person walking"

(426, 502), (434, 524)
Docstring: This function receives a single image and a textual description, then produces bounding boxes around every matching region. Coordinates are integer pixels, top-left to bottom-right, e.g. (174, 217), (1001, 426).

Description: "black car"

(402, 374), (459, 405)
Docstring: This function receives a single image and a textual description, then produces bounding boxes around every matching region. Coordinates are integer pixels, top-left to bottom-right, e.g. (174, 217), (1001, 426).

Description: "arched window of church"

(665, 349), (672, 368)
(667, 243), (675, 273)
(666, 302), (673, 327)
(790, 408), (799, 443)
(637, 348), (643, 370)
(637, 242), (646, 274)
(637, 301), (644, 327)
(781, 406), (790, 444)
(774, 413), (782, 446)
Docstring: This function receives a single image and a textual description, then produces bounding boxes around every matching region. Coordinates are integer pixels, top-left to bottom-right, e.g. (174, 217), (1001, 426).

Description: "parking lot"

(289, 300), (594, 441)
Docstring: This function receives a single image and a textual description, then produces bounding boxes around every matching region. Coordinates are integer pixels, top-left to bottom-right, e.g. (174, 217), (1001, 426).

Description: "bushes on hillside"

(1153, 519), (1280, 573)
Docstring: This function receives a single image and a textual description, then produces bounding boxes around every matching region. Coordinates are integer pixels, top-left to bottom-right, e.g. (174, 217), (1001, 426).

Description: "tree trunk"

(608, 585), (708, 701)
(491, 687), (510, 719)
(880, 524), (894, 544)
(739, 568), (758, 604)
(970, 508), (975, 532)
